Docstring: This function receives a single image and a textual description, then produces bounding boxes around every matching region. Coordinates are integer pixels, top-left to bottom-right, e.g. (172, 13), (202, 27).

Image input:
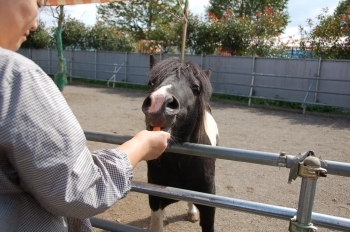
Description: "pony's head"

(142, 55), (213, 143)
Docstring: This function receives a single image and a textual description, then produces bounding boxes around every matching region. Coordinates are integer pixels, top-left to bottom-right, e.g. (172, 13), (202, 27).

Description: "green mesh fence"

(54, 27), (67, 91)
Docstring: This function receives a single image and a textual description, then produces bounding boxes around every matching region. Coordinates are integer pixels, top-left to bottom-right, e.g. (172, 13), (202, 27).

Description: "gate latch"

(288, 151), (327, 184)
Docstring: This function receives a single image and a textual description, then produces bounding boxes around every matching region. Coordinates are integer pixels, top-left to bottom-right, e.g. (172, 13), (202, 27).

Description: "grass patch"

(67, 77), (149, 91)
(212, 93), (350, 116)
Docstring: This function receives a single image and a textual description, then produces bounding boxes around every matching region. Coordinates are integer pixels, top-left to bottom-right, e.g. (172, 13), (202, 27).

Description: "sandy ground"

(63, 83), (350, 232)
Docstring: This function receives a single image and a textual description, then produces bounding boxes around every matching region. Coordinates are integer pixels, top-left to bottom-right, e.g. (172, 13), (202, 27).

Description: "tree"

(207, 0), (289, 19)
(205, 0), (289, 56)
(86, 22), (135, 51)
(97, 0), (183, 50)
(21, 19), (53, 49)
(185, 14), (222, 55)
(57, 17), (89, 50)
(205, 7), (288, 56)
(247, 6), (289, 56)
(299, 1), (350, 59)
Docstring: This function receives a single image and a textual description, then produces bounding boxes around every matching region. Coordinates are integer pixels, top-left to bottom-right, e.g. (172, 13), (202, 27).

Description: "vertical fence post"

(201, 53), (203, 68)
(95, 50), (97, 80)
(125, 52), (128, 82)
(69, 50), (73, 82)
(248, 56), (256, 106)
(289, 155), (327, 231)
(48, 48), (51, 75)
(314, 58), (322, 103)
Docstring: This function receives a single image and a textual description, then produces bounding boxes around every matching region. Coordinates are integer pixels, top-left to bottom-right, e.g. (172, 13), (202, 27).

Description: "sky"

(40, 0), (341, 40)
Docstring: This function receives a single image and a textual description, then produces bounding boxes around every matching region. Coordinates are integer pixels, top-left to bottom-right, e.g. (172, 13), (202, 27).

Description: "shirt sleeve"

(0, 60), (133, 219)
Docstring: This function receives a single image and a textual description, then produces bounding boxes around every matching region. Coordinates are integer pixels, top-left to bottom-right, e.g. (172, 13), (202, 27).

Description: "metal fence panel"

(126, 53), (150, 85)
(317, 60), (350, 108)
(206, 56), (253, 96)
(254, 58), (320, 103)
(17, 49), (350, 110)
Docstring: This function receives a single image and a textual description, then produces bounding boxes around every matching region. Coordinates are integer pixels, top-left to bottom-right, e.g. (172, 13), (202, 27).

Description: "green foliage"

(21, 19), (53, 49)
(97, 0), (183, 51)
(86, 22), (135, 52)
(204, 6), (289, 56)
(26, 1), (290, 56)
(207, 0), (289, 19)
(52, 17), (89, 50)
(299, 1), (350, 59)
(185, 14), (222, 55)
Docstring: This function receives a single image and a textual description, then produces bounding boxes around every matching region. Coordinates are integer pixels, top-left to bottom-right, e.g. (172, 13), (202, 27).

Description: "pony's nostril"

(166, 96), (180, 112)
(142, 96), (151, 113)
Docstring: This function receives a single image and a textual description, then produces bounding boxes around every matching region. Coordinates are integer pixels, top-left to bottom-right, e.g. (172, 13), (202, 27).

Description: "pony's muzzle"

(142, 94), (180, 115)
(142, 94), (180, 128)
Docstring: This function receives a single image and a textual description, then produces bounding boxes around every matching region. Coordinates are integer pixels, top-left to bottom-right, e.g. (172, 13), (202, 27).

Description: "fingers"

(135, 130), (170, 161)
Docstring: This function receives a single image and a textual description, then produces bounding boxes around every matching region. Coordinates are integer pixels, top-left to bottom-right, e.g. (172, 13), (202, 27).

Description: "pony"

(141, 55), (219, 232)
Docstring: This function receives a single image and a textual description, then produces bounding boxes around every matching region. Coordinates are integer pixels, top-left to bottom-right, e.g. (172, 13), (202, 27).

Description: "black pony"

(142, 55), (218, 232)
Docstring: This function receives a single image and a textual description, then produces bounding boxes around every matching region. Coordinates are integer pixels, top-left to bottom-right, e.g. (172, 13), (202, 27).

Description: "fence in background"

(85, 131), (350, 232)
(18, 49), (350, 112)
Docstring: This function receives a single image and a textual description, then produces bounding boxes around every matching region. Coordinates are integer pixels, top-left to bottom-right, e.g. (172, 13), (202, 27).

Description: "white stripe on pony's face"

(148, 84), (172, 113)
(149, 209), (164, 232)
(204, 110), (219, 146)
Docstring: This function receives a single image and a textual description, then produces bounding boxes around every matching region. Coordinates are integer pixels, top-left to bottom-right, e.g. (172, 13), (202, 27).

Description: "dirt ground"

(63, 83), (350, 232)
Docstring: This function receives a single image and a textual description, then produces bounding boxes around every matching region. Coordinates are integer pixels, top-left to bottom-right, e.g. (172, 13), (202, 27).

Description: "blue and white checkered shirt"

(0, 47), (133, 231)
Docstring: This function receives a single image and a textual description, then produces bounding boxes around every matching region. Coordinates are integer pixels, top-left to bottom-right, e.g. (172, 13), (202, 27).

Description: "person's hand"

(133, 130), (170, 161)
(117, 130), (170, 168)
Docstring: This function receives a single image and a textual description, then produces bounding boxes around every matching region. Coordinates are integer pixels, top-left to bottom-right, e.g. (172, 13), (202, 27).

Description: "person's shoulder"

(0, 47), (39, 72)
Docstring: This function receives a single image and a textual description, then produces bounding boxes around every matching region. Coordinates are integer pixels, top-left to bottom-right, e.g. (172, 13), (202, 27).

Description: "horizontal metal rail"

(84, 131), (350, 177)
(90, 217), (150, 232)
(130, 181), (350, 231)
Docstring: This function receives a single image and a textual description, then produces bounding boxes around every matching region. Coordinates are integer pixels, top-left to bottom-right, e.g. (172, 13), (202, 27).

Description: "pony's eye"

(191, 85), (200, 95)
(148, 81), (154, 87)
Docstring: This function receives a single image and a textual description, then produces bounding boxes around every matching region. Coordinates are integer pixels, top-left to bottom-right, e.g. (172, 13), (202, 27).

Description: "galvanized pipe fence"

(84, 131), (350, 232)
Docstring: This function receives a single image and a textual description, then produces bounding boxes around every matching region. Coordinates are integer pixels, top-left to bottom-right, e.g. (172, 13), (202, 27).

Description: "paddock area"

(63, 83), (350, 232)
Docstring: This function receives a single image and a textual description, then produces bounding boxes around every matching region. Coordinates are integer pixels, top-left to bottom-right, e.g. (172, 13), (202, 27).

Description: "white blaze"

(148, 85), (172, 113)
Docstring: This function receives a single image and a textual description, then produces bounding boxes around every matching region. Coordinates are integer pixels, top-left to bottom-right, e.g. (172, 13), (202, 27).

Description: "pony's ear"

(150, 55), (158, 69)
(204, 68), (212, 78)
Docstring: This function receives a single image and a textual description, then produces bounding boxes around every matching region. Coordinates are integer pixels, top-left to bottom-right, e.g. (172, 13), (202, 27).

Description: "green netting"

(54, 27), (67, 91)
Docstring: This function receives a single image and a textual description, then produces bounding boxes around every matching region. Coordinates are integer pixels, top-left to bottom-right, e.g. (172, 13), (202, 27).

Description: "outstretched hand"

(117, 130), (170, 168)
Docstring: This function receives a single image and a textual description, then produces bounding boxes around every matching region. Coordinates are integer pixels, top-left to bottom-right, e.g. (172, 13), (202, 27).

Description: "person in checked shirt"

(0, 0), (170, 231)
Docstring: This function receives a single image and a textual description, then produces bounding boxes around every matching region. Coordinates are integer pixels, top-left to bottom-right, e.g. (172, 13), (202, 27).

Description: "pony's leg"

(195, 204), (215, 232)
(149, 209), (165, 232)
(148, 196), (178, 232)
(187, 202), (199, 222)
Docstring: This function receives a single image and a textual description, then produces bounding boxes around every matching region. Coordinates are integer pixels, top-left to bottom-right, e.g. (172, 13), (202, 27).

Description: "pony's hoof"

(187, 212), (199, 222)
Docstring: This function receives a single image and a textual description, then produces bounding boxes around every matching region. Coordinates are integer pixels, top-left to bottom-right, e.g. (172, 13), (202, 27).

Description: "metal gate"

(85, 131), (350, 231)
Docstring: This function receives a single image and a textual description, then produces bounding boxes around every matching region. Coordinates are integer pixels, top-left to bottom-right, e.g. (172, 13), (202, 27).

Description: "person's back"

(0, 46), (107, 231)
(0, 1), (170, 231)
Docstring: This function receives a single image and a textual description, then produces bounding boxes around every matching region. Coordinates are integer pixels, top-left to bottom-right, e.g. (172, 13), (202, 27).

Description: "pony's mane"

(149, 57), (212, 101)
(149, 57), (213, 143)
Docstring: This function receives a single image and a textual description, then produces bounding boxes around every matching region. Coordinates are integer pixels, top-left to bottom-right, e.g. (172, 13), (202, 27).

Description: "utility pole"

(180, 0), (189, 62)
